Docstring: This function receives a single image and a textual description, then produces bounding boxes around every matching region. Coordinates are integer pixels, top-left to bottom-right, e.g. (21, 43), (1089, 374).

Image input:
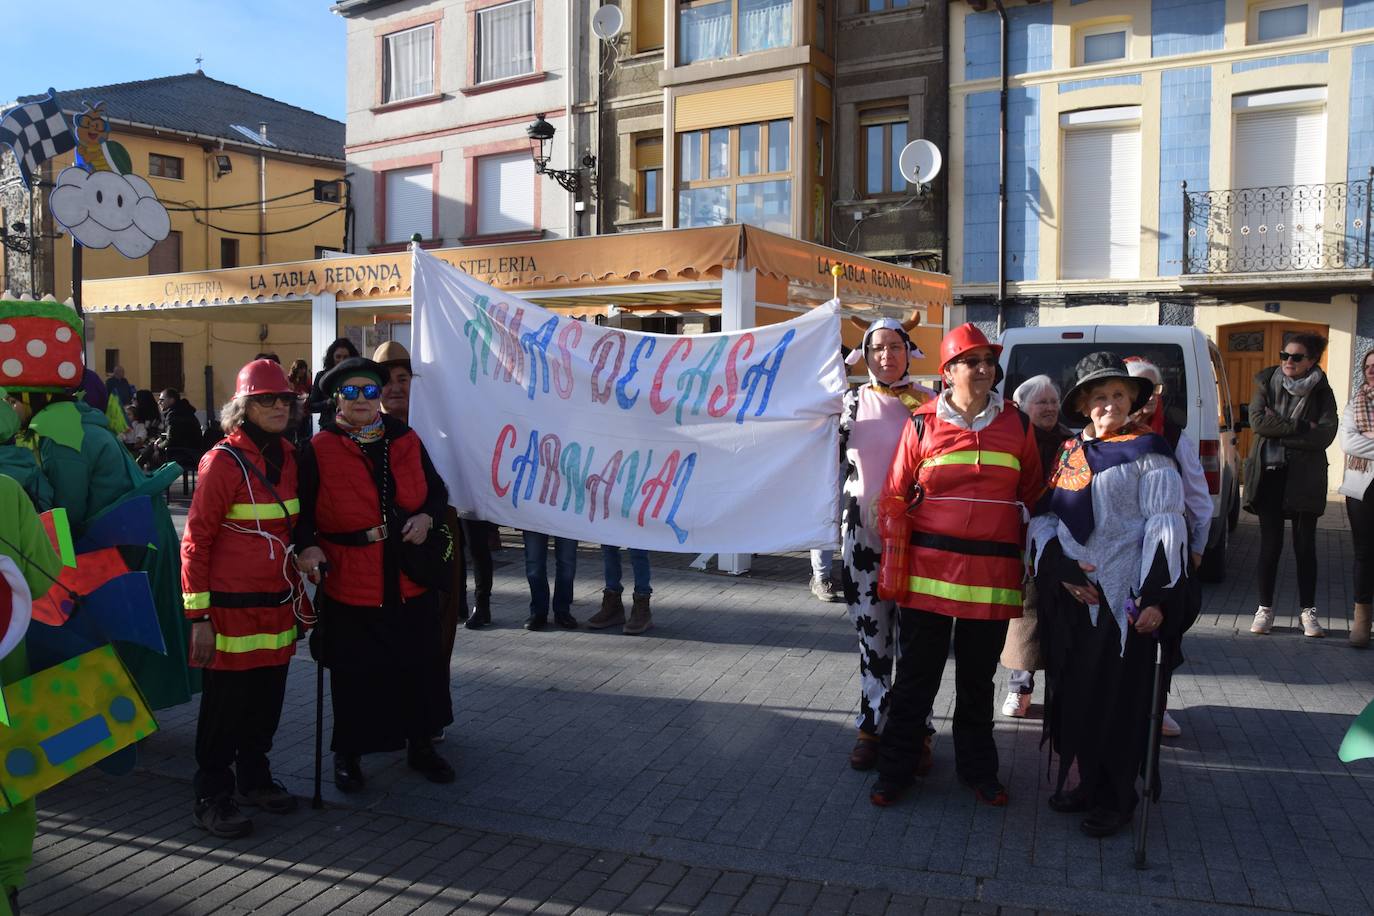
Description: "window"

(865, 0), (909, 10)
(1082, 29), (1126, 64)
(148, 230), (182, 274)
(1250, 1), (1310, 43)
(476, 151), (536, 235)
(384, 166), (434, 243)
(860, 106), (908, 197)
(104, 349), (119, 374)
(677, 119), (791, 232)
(678, 0), (792, 64)
(383, 24), (435, 103)
(634, 0), (665, 51)
(220, 238), (238, 268)
(148, 341), (185, 394)
(148, 154), (183, 180)
(477, 0), (535, 84)
(1060, 108), (1142, 280)
(314, 179), (342, 203)
(635, 136), (663, 217)
(1233, 93), (1327, 263)
(316, 246), (344, 258)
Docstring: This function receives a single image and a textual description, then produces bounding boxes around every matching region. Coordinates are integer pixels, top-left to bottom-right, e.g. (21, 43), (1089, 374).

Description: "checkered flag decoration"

(0, 88), (76, 189)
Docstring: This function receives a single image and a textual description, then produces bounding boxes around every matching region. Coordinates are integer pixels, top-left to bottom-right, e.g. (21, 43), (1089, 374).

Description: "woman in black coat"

(307, 337), (360, 429)
(1241, 332), (1338, 637)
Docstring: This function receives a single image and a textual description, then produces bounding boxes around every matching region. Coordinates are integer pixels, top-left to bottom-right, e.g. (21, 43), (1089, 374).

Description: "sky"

(0, 1), (347, 120)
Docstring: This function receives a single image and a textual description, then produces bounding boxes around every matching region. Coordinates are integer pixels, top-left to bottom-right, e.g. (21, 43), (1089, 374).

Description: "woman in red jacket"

(871, 324), (1043, 808)
(182, 359), (311, 838)
(294, 357), (454, 793)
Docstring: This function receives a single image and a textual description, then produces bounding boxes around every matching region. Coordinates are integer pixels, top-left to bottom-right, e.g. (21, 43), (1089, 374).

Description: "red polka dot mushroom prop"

(0, 296), (84, 392)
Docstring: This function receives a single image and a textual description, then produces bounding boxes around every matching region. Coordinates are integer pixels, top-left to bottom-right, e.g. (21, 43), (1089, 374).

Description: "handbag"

(379, 438), (456, 591)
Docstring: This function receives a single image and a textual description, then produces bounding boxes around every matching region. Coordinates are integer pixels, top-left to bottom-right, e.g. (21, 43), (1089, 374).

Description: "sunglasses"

(1278, 351), (1310, 362)
(338, 384), (381, 401)
(951, 356), (998, 369)
(248, 393), (293, 407)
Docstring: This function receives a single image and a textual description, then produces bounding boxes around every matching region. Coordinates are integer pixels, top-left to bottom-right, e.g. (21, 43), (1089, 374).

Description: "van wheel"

(1199, 523), (1227, 583)
(1227, 481), (1240, 533)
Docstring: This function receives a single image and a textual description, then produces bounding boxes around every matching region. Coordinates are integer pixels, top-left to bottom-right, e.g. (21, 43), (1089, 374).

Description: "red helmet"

(939, 323), (1003, 371)
(234, 359), (293, 398)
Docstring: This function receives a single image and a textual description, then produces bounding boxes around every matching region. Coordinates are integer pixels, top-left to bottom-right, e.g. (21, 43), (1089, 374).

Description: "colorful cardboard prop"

(1339, 698), (1374, 764)
(71, 101), (130, 176)
(0, 89), (76, 189)
(0, 644), (156, 810)
(0, 556), (34, 726)
(0, 298), (84, 392)
(49, 167), (170, 258)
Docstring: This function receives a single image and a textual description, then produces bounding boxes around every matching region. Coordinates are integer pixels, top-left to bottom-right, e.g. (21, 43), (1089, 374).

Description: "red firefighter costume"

(179, 427), (309, 670)
(884, 399), (1043, 619)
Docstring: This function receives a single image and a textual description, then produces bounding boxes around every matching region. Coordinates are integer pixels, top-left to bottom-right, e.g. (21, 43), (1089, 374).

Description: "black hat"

(1061, 351), (1154, 423)
(319, 356), (386, 397)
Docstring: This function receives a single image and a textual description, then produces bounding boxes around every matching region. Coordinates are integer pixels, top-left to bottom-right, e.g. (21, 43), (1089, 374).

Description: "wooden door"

(1220, 320), (1329, 460)
(148, 341), (185, 394)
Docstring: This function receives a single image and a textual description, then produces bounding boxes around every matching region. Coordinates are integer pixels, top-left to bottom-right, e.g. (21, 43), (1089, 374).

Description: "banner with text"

(409, 246), (846, 553)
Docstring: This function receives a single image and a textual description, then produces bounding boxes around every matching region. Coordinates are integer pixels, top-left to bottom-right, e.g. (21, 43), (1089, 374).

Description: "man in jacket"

(871, 324), (1043, 808)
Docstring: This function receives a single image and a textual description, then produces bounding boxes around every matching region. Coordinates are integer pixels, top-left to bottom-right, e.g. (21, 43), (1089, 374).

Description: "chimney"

(258, 122), (268, 142)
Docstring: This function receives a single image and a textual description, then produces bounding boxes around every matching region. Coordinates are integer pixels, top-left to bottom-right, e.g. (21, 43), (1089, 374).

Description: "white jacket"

(1338, 398), (1374, 499)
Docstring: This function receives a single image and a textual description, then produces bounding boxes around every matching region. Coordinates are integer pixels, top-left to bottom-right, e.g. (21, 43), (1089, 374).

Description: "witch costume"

(1028, 353), (1198, 836)
(838, 320), (935, 762)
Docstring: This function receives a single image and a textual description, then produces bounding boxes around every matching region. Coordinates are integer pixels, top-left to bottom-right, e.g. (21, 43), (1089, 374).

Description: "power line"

(188, 207), (344, 237)
(159, 183), (342, 213)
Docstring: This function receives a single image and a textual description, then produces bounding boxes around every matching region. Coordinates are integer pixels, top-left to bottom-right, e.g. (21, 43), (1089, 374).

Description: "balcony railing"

(1182, 171), (1373, 275)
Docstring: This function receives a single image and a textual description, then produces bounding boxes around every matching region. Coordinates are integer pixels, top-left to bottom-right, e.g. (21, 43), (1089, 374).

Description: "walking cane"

(312, 561), (329, 811)
(1135, 638), (1167, 869)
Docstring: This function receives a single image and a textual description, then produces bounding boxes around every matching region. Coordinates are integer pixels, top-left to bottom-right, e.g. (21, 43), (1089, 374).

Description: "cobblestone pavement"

(25, 507), (1374, 915)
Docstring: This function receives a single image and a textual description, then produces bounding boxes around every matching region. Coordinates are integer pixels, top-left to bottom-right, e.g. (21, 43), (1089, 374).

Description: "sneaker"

(1001, 691), (1031, 718)
(1160, 710), (1181, 738)
(1250, 606), (1274, 635)
(870, 776), (909, 807)
(193, 796), (253, 838)
(1300, 608), (1325, 638)
(586, 589), (626, 629)
(810, 576), (839, 602)
(961, 775), (1009, 807)
(235, 779), (298, 814)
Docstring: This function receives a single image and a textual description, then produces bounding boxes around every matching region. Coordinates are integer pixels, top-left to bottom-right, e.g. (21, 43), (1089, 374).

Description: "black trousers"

(877, 608), (1008, 786)
(1254, 467), (1319, 607)
(458, 519), (495, 601)
(1346, 479), (1374, 603)
(193, 664), (290, 800)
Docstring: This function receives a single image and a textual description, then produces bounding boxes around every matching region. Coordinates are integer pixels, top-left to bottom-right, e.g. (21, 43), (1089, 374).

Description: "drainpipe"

(992, 0), (1009, 335)
(594, 21), (604, 236)
(567, 0), (577, 237)
(258, 122), (268, 264)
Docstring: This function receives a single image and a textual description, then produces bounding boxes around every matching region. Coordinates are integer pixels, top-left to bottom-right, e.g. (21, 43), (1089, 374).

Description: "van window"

(1209, 344), (1233, 431)
(1005, 342), (1188, 430)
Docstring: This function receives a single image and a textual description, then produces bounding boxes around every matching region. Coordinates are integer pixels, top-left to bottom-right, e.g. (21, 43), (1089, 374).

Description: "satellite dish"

(898, 139), (943, 186)
(591, 5), (624, 41)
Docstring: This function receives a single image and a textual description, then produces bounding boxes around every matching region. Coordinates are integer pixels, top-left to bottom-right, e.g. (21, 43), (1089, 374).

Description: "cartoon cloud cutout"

(48, 166), (171, 258)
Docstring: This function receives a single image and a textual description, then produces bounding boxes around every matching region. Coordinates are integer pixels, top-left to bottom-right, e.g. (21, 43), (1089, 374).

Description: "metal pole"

(1181, 181), (1190, 275)
(1135, 639), (1167, 869)
(1365, 167), (1372, 269)
(992, 0), (1009, 335)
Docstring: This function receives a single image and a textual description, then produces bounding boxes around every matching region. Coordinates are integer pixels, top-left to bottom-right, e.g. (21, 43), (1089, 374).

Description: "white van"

(998, 325), (1241, 581)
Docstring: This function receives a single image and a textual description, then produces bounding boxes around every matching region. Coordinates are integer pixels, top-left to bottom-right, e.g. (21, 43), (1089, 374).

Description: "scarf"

(872, 377), (933, 412)
(1261, 367), (1324, 467)
(240, 420), (285, 484)
(1041, 425), (1175, 545)
(335, 412), (384, 444)
(1350, 382), (1374, 473)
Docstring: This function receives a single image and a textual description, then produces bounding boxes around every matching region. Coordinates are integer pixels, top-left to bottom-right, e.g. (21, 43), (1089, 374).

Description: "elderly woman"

(1030, 352), (1195, 837)
(181, 359), (310, 838)
(1242, 332), (1337, 638)
(294, 356), (454, 792)
(1340, 349), (1374, 649)
(999, 375), (1071, 719)
(836, 318), (934, 770)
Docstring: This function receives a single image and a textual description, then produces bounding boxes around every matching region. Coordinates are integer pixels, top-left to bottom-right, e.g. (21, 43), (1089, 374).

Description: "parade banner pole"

(1135, 639), (1167, 868)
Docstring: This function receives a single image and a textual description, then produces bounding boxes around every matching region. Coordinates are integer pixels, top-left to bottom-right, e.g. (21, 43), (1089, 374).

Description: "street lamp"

(526, 113), (597, 196)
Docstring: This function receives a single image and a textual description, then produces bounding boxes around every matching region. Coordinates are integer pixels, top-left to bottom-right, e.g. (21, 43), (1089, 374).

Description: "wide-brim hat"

(320, 356), (386, 397)
(372, 340), (411, 369)
(1061, 351), (1154, 423)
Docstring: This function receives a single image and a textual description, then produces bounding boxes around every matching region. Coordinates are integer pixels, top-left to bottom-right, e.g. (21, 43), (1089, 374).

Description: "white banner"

(409, 246), (846, 553)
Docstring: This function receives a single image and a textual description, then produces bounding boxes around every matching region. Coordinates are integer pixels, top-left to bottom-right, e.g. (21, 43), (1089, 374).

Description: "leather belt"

(320, 524), (388, 546)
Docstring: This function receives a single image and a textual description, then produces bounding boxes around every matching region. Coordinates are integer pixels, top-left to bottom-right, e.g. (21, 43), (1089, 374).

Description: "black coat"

(1242, 366), (1338, 516)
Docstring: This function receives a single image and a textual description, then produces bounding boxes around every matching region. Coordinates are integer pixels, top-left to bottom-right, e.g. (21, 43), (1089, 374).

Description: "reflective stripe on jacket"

(180, 427), (307, 670)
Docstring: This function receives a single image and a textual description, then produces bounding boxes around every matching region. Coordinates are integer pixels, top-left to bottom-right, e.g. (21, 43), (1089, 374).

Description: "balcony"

(1179, 173), (1374, 295)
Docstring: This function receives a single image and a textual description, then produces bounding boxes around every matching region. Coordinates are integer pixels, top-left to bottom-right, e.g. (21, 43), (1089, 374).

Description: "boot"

(1352, 603), (1372, 649)
(465, 596), (491, 630)
(586, 589), (625, 629)
(624, 592), (652, 635)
